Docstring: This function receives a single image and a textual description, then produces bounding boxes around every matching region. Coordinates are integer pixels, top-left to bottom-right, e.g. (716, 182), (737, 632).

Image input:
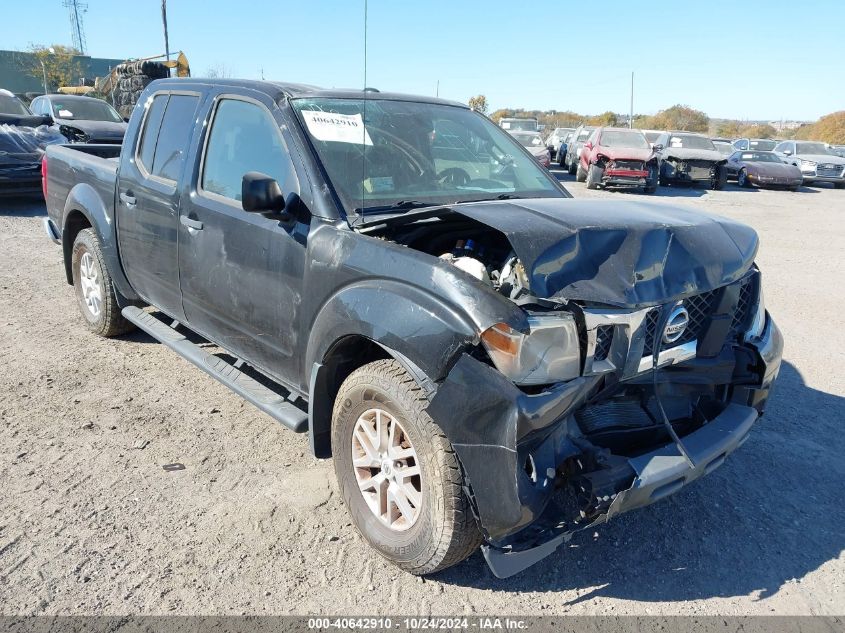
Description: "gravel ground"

(1, 173), (843, 616)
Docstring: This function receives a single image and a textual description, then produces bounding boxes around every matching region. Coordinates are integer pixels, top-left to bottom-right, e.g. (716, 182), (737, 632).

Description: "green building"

(0, 49), (125, 96)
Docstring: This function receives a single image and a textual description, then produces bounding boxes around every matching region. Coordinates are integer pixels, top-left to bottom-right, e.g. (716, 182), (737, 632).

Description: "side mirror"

(653, 143), (664, 151)
(242, 172), (287, 217)
(782, 150), (792, 156)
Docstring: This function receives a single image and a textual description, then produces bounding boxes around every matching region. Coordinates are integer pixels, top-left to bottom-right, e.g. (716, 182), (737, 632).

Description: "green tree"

(714, 120), (743, 138)
(649, 104), (709, 132)
(738, 123), (777, 139)
(795, 111), (845, 144)
(586, 111), (618, 126)
(467, 94), (489, 115)
(26, 44), (83, 92)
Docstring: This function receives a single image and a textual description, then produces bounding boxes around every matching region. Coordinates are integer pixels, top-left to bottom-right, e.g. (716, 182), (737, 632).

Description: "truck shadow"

(437, 361), (844, 605)
(0, 197), (47, 217)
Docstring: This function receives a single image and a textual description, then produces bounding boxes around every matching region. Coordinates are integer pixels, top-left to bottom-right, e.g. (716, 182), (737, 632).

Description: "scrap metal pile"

(100, 60), (170, 118)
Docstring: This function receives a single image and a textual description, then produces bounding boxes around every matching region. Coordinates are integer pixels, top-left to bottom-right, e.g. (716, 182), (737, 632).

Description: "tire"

(586, 163), (603, 189)
(711, 165), (727, 190)
(835, 182), (845, 189)
(575, 162), (587, 182)
(71, 228), (135, 337)
(643, 163), (658, 193)
(332, 359), (481, 575)
(738, 168), (751, 188)
(567, 155), (577, 175)
(788, 186), (799, 192)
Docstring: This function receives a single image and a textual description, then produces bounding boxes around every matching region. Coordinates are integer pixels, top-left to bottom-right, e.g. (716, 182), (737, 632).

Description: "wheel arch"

(305, 281), (479, 458)
(61, 183), (138, 302)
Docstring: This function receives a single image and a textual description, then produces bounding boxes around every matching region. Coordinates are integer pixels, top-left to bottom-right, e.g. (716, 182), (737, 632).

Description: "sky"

(2, 0), (844, 121)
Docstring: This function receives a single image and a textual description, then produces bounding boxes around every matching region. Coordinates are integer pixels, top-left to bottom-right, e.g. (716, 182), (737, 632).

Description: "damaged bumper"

(427, 311), (782, 578)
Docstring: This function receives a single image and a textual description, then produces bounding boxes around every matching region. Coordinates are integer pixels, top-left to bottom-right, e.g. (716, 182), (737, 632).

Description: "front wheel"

(332, 359), (481, 575)
(585, 163), (603, 189)
(738, 168), (751, 188)
(711, 165), (727, 190)
(575, 162), (587, 182)
(71, 228), (135, 337)
(567, 156), (577, 175)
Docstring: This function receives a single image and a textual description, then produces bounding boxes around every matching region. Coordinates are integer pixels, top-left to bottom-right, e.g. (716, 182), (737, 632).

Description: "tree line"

(470, 95), (844, 144)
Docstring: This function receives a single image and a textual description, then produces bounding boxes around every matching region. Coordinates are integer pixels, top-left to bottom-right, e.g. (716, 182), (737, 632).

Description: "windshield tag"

(58, 109), (73, 118)
(363, 176), (394, 193)
(301, 110), (373, 145)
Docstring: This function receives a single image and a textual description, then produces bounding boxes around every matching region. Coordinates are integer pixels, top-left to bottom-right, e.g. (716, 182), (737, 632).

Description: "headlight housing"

(480, 316), (581, 385)
(59, 125), (89, 143)
(746, 286), (766, 340)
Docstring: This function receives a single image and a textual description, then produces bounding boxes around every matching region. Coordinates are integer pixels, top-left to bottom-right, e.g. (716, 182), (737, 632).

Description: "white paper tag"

(58, 109), (73, 118)
(301, 110), (372, 145)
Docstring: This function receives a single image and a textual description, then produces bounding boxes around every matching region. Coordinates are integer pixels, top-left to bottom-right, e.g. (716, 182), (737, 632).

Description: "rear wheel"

(332, 359), (481, 575)
(586, 164), (603, 189)
(71, 228), (134, 337)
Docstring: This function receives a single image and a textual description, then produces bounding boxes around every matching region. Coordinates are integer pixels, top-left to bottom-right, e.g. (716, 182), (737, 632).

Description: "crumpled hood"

(526, 145), (550, 159)
(57, 119), (127, 140)
(595, 146), (654, 162)
(450, 198), (758, 307)
(661, 147), (725, 163)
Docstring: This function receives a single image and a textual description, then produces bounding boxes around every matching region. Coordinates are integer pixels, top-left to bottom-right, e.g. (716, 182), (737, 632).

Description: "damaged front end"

(427, 275), (782, 577)
(364, 198), (782, 577)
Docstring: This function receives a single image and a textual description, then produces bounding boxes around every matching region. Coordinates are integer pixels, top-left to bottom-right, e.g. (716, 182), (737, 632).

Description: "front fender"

(62, 182), (137, 301)
(305, 279), (479, 383)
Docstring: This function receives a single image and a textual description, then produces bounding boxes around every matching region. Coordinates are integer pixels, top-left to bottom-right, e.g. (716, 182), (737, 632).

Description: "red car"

(576, 127), (658, 193)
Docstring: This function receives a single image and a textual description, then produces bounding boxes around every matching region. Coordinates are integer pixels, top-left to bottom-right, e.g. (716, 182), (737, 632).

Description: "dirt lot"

(1, 174), (843, 616)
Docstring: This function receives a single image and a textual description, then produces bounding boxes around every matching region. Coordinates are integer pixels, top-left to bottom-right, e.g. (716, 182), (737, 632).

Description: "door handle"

(180, 215), (203, 230)
(119, 192), (136, 207)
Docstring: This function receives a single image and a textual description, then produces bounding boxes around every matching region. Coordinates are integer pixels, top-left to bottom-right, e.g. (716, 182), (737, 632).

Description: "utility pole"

(161, 0), (171, 61)
(629, 71), (634, 129)
(63, 1), (88, 55)
(436, 79), (439, 97)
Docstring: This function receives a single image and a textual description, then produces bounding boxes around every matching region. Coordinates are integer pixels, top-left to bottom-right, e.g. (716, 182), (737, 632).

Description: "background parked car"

(713, 140), (734, 156)
(562, 125), (595, 174)
(642, 129), (662, 145)
(733, 138), (777, 151)
(654, 131), (727, 189)
(576, 127), (658, 193)
(828, 144), (845, 158)
(29, 94), (128, 144)
(774, 140), (845, 188)
(511, 130), (551, 167)
(726, 150), (803, 190)
(545, 127), (574, 159)
(0, 89), (64, 197)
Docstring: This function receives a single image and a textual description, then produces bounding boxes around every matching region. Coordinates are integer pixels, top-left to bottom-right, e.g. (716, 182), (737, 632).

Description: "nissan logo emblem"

(663, 305), (690, 344)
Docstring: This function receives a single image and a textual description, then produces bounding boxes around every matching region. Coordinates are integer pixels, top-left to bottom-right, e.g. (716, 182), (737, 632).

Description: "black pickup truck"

(43, 78), (783, 578)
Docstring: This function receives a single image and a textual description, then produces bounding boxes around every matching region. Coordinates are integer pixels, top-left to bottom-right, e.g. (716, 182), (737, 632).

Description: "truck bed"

(44, 144), (121, 230)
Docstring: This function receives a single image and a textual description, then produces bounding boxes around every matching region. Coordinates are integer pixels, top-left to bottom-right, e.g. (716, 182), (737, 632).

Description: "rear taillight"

(41, 154), (48, 200)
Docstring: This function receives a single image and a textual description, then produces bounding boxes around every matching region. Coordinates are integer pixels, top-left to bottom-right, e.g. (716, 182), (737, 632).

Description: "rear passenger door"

(116, 90), (201, 320)
(177, 91), (306, 385)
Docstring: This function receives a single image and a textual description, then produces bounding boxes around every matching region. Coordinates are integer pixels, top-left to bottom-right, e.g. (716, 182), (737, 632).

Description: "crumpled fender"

(62, 182), (137, 300)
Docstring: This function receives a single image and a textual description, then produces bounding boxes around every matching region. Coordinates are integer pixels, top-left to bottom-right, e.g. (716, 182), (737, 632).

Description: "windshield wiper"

(454, 193), (524, 204)
(355, 200), (433, 214)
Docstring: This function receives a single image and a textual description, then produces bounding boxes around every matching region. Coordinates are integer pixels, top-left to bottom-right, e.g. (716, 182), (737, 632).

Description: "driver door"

(178, 92), (306, 385)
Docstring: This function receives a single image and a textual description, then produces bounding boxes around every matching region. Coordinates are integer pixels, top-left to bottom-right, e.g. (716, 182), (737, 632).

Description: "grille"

(593, 325), (614, 361)
(642, 276), (755, 357)
(612, 160), (644, 171)
(817, 164), (844, 178)
(731, 275), (756, 332)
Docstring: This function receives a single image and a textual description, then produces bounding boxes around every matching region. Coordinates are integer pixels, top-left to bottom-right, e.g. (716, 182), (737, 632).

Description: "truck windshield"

(291, 98), (562, 215)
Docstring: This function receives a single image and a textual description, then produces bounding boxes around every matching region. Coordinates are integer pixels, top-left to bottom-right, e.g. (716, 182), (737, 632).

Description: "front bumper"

(427, 314), (782, 578)
(749, 173), (803, 187)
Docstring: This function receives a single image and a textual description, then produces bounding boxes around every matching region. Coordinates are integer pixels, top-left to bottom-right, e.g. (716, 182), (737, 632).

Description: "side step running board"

(122, 306), (308, 433)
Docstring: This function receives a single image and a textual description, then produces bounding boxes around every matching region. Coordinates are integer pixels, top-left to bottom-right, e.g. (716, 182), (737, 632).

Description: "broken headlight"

(747, 286), (766, 339)
(59, 125), (89, 143)
(480, 315), (581, 386)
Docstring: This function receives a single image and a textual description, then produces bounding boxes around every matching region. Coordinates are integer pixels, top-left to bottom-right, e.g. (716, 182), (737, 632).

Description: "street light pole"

(40, 60), (48, 95)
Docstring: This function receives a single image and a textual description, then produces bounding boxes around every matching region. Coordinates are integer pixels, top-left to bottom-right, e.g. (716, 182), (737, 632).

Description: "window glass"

(151, 95), (199, 181)
(137, 94), (168, 173)
(202, 99), (292, 201)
